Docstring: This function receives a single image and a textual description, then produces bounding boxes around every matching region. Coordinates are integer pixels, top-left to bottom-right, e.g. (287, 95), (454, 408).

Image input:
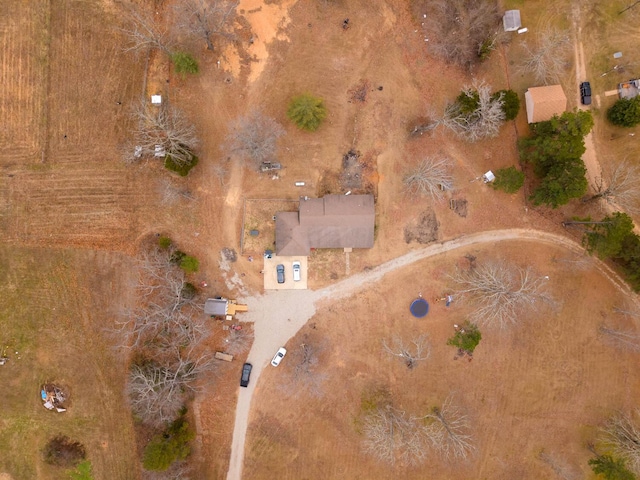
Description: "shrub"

(68, 460), (94, 480)
(287, 94), (327, 131)
(171, 51), (199, 78)
(181, 282), (197, 299)
(170, 250), (186, 264)
(455, 90), (480, 115)
(607, 97), (640, 127)
(588, 454), (636, 480)
(492, 166), (524, 193)
(143, 416), (195, 471)
(158, 236), (172, 249)
(179, 255), (199, 273)
(447, 321), (482, 354)
(493, 89), (520, 120)
(43, 436), (86, 468)
(164, 153), (198, 176)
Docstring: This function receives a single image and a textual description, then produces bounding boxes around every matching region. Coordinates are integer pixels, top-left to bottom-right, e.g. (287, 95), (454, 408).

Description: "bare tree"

(403, 157), (454, 201)
(120, 4), (175, 54)
(442, 81), (506, 142)
(424, 397), (475, 460)
(382, 335), (431, 369)
(280, 338), (327, 398)
(602, 410), (640, 474)
(127, 347), (215, 427)
(599, 326), (640, 353)
(211, 162), (228, 186)
(537, 450), (579, 480)
(363, 406), (427, 466)
(158, 178), (196, 205)
(173, 0), (238, 51)
(518, 28), (572, 84)
(223, 326), (254, 356)
(422, 0), (501, 69)
(451, 260), (554, 329)
(126, 102), (199, 167)
(225, 110), (285, 169)
(590, 161), (640, 214)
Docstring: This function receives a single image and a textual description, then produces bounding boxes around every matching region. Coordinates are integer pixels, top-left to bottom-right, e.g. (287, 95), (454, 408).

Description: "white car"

(271, 347), (287, 367)
(292, 261), (301, 282)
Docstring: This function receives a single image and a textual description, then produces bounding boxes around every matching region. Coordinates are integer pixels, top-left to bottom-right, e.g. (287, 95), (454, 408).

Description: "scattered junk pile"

(40, 383), (68, 413)
(205, 297), (249, 363)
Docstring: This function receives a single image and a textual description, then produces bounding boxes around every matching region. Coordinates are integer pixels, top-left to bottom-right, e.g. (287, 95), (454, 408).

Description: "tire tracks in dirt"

(225, 228), (637, 480)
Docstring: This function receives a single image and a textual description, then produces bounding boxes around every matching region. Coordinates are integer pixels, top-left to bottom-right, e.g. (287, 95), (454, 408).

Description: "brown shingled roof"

(276, 194), (375, 256)
(524, 85), (567, 123)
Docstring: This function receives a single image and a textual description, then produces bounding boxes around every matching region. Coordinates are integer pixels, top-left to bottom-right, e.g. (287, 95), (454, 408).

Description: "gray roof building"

(275, 194), (375, 256)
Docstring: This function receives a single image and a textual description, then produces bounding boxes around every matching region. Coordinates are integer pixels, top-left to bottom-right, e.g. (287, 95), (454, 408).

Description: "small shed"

(503, 10), (522, 32)
(205, 298), (228, 316)
(483, 171), (496, 183)
(524, 85), (567, 123)
(618, 79), (640, 99)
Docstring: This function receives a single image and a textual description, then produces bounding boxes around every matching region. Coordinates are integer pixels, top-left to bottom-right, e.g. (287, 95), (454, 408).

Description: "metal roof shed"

(205, 298), (228, 316)
(503, 10), (521, 32)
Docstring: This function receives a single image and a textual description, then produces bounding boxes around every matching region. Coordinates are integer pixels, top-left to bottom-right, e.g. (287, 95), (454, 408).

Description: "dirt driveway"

(225, 227), (634, 480)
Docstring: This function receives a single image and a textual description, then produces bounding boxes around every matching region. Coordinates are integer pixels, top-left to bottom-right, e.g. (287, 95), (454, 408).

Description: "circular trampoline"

(410, 298), (429, 318)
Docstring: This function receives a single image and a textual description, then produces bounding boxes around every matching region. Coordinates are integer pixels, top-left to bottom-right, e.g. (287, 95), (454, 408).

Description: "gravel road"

(225, 228), (633, 480)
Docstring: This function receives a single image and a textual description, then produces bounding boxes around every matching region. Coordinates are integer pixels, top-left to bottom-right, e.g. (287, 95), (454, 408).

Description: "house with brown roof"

(275, 194), (375, 256)
(524, 85), (567, 123)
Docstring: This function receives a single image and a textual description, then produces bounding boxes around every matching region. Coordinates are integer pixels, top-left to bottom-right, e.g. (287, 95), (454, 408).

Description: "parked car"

(292, 261), (301, 282)
(276, 264), (285, 284)
(271, 347), (287, 367)
(240, 363), (252, 387)
(580, 81), (592, 105)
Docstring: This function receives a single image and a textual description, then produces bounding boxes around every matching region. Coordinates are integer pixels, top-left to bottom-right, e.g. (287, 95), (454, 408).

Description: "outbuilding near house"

(524, 85), (567, 123)
(503, 10), (522, 32)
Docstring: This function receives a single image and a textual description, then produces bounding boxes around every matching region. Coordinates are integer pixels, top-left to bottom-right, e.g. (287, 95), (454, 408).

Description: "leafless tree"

(451, 260), (554, 329)
(601, 410), (640, 474)
(537, 450), (579, 480)
(423, 397), (475, 460)
(518, 28), (572, 84)
(173, 0), (238, 51)
(422, 0), (501, 69)
(211, 162), (228, 186)
(126, 102), (199, 167)
(590, 161), (640, 214)
(127, 346), (215, 427)
(223, 326), (254, 356)
(158, 178), (196, 205)
(142, 460), (191, 480)
(382, 335), (431, 369)
(225, 110), (285, 169)
(120, 4), (175, 55)
(442, 81), (506, 142)
(599, 326), (640, 353)
(279, 339), (327, 398)
(403, 156), (454, 201)
(363, 406), (427, 466)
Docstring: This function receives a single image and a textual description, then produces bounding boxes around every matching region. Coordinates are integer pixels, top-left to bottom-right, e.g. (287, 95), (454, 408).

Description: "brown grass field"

(1, 0), (640, 478)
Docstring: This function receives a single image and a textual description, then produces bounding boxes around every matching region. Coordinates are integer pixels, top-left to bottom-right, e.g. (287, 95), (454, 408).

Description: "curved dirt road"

(225, 228), (634, 480)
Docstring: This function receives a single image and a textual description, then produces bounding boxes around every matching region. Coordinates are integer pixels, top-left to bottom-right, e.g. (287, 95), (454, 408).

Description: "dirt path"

(225, 228), (635, 480)
(573, 3), (602, 194)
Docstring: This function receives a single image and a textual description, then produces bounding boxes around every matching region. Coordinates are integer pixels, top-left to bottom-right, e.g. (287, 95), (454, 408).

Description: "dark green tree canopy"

(607, 97), (640, 128)
(583, 212), (635, 259)
(287, 94), (327, 131)
(520, 111), (593, 208)
(492, 166), (524, 193)
(589, 454), (636, 480)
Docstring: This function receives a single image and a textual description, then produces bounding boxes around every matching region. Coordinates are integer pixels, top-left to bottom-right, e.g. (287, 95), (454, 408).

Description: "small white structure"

(154, 145), (166, 157)
(517, 27), (528, 34)
(151, 95), (162, 105)
(503, 10), (522, 32)
(483, 171), (496, 183)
